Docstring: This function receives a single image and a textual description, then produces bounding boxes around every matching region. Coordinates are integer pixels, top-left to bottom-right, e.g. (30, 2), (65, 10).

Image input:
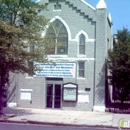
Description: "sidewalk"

(0, 107), (130, 129)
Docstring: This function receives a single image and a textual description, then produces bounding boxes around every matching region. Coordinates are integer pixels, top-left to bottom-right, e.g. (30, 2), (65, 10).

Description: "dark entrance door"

(46, 80), (62, 109)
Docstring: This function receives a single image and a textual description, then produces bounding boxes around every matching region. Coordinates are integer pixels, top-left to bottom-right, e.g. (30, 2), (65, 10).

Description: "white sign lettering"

(35, 63), (76, 78)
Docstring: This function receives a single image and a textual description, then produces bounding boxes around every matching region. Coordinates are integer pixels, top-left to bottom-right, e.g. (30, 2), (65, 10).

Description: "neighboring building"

(8, 0), (113, 112)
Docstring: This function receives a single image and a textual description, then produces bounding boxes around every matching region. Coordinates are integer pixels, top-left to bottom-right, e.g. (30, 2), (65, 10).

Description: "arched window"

(79, 34), (85, 54)
(47, 19), (68, 55)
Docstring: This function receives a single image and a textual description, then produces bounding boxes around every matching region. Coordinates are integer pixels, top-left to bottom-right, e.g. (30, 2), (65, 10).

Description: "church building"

(8, 0), (113, 112)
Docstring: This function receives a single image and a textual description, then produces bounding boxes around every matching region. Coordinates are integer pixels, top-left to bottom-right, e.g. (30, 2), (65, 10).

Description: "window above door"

(54, 2), (61, 11)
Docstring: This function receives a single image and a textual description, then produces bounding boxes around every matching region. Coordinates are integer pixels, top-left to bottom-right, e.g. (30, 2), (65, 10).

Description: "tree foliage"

(108, 28), (130, 103)
(0, 0), (54, 112)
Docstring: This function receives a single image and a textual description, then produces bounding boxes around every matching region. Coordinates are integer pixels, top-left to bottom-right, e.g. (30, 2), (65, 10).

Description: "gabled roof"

(65, 0), (96, 22)
(79, 0), (95, 10)
(39, 0), (108, 22)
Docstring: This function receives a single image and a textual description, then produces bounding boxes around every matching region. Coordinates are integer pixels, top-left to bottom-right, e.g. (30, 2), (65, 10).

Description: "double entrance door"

(46, 80), (62, 109)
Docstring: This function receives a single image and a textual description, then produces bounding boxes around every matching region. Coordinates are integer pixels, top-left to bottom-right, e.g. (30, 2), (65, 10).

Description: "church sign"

(63, 83), (78, 101)
(35, 63), (76, 78)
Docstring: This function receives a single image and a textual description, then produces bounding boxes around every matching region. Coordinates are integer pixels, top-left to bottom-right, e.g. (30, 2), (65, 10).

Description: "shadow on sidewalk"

(2, 107), (33, 117)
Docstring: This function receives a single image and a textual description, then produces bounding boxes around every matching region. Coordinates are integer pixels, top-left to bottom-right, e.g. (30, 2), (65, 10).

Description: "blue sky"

(86, 0), (130, 34)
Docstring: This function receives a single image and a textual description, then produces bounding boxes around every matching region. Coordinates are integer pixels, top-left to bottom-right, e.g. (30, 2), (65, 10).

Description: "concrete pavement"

(0, 107), (130, 129)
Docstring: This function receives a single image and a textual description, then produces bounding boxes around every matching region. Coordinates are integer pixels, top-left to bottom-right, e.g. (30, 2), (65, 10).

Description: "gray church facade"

(8, 0), (113, 112)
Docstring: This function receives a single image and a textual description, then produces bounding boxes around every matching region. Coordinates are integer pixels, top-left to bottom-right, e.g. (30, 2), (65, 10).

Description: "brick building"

(8, 0), (113, 112)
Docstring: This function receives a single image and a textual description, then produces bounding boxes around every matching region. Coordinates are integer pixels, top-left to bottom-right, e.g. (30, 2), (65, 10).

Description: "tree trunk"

(0, 69), (8, 114)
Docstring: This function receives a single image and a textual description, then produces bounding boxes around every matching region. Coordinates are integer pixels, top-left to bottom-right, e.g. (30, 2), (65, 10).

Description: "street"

(0, 123), (118, 130)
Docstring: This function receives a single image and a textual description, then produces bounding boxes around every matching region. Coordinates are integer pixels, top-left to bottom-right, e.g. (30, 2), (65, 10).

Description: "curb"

(30, 120), (126, 129)
(28, 120), (119, 129)
(0, 119), (28, 124)
(0, 119), (120, 129)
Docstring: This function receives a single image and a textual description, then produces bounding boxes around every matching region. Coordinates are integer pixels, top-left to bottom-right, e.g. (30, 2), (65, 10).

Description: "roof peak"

(96, 0), (107, 9)
(80, 0), (95, 10)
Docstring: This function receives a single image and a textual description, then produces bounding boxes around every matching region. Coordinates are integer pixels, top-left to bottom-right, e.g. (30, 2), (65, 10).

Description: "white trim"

(77, 55), (86, 58)
(88, 39), (95, 42)
(48, 57), (95, 62)
(93, 106), (106, 112)
(21, 89), (33, 92)
(75, 30), (95, 43)
(75, 30), (88, 55)
(77, 61), (85, 78)
(7, 102), (17, 107)
(42, 17), (95, 43)
(25, 75), (34, 79)
(75, 30), (89, 42)
(64, 84), (77, 88)
(69, 38), (95, 42)
(108, 13), (113, 25)
(80, 0), (95, 10)
(77, 77), (85, 80)
(47, 55), (68, 58)
(49, 16), (72, 41)
(37, 0), (95, 10)
(53, 10), (62, 12)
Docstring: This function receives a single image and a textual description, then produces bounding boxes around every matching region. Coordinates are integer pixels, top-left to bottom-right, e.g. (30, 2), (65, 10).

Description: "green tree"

(0, 0), (54, 113)
(108, 28), (130, 104)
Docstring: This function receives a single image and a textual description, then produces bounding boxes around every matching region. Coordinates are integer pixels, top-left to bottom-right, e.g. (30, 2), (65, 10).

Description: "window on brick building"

(47, 19), (68, 55)
(54, 2), (61, 11)
(78, 62), (85, 78)
(79, 34), (85, 54)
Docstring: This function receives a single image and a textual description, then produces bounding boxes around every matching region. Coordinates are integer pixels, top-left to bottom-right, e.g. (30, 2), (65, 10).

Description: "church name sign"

(35, 63), (76, 78)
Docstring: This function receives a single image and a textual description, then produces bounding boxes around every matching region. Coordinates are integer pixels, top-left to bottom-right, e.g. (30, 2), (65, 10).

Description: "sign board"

(20, 89), (32, 100)
(78, 91), (89, 103)
(63, 83), (78, 101)
(20, 92), (31, 100)
(35, 63), (76, 78)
